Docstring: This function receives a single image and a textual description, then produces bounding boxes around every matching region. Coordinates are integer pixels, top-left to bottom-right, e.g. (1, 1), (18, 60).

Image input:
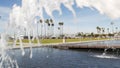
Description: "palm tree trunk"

(37, 22), (39, 37)
(52, 25), (54, 36)
(44, 23), (47, 38)
(40, 19), (43, 39)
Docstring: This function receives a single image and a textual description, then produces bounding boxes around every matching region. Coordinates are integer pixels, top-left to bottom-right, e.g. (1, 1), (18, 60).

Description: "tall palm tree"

(96, 26), (101, 38)
(50, 19), (54, 36)
(111, 22), (114, 34)
(40, 19), (43, 39)
(96, 26), (99, 34)
(91, 32), (94, 38)
(59, 22), (64, 38)
(101, 28), (105, 34)
(58, 27), (60, 38)
(45, 19), (49, 38)
(96, 26), (101, 34)
(107, 28), (109, 34)
(101, 28), (106, 38)
(51, 23), (54, 35)
(115, 27), (118, 33)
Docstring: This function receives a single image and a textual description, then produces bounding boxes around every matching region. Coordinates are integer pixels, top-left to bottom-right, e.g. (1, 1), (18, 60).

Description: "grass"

(9, 38), (110, 45)
(41, 39), (62, 44)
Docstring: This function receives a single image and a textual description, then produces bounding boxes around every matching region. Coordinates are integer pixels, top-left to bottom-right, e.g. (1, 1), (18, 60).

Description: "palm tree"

(115, 27), (118, 33)
(59, 22), (64, 38)
(50, 19), (54, 36)
(101, 27), (106, 38)
(107, 28), (109, 34)
(102, 28), (105, 34)
(111, 22), (114, 34)
(91, 32), (94, 38)
(96, 26), (101, 38)
(40, 19), (43, 39)
(45, 19), (49, 38)
(58, 27), (60, 38)
(58, 27), (60, 30)
(96, 26), (101, 34)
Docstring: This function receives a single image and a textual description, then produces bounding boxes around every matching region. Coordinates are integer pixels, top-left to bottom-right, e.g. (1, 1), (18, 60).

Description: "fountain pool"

(7, 40), (120, 68)
(10, 47), (120, 68)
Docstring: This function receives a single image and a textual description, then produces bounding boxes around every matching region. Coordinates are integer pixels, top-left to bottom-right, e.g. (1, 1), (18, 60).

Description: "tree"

(91, 32), (94, 38)
(115, 27), (118, 33)
(58, 27), (60, 38)
(50, 19), (54, 37)
(108, 33), (114, 38)
(96, 26), (101, 34)
(59, 22), (64, 38)
(45, 19), (49, 38)
(111, 22), (114, 33)
(77, 32), (82, 37)
(102, 28), (105, 34)
(107, 28), (109, 34)
(101, 28), (105, 38)
(94, 34), (99, 38)
(96, 26), (101, 38)
(40, 19), (43, 39)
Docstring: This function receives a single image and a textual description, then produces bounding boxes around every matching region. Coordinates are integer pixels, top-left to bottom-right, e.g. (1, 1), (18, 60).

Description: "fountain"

(1, 0), (120, 68)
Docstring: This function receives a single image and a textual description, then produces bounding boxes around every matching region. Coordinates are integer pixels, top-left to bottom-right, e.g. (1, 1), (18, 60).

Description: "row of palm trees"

(96, 22), (119, 34)
(96, 26), (119, 34)
(36, 19), (64, 39)
(96, 26), (105, 34)
(37, 19), (54, 39)
(76, 22), (119, 39)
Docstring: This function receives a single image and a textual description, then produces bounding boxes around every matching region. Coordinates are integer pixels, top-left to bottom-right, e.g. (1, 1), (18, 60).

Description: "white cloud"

(75, 0), (120, 19)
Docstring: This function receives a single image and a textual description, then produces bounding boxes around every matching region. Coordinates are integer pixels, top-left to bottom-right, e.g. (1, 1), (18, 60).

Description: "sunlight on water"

(92, 55), (119, 59)
(92, 48), (119, 59)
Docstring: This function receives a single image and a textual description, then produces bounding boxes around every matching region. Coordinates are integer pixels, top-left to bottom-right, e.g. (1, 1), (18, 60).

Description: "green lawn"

(41, 39), (62, 44)
(9, 38), (110, 44)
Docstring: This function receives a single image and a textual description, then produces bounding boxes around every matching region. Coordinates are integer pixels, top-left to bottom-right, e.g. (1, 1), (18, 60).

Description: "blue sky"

(0, 0), (120, 34)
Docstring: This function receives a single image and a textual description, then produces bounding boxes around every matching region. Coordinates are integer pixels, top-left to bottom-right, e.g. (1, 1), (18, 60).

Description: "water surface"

(10, 46), (120, 68)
